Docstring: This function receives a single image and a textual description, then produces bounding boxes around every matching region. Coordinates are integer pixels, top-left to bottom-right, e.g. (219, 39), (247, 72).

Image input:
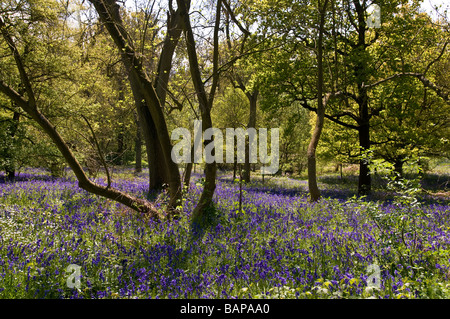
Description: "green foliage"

(0, 114), (21, 173)
(212, 86), (250, 129)
(353, 149), (447, 292)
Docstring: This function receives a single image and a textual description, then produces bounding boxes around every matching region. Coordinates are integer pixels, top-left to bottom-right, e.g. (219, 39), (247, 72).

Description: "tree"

(246, 0), (331, 200)
(212, 86), (253, 179)
(222, 0), (259, 183)
(0, 0), (231, 228)
(87, 0), (182, 212)
(249, 0), (449, 196)
(0, 3), (162, 217)
(318, 3), (450, 178)
(306, 0), (329, 201)
(176, 0), (222, 229)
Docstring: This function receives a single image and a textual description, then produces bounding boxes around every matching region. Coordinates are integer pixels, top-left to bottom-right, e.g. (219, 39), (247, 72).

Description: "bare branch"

(81, 114), (112, 188)
(207, 0), (222, 108)
(424, 41), (448, 75)
(221, 0), (250, 37)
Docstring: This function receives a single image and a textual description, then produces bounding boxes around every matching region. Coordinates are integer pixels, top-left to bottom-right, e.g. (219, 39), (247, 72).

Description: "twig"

(80, 114), (111, 188)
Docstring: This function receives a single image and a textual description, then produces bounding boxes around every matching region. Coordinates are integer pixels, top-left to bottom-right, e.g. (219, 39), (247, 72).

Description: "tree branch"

(81, 114), (111, 188)
(0, 16), (37, 109)
(207, 0), (222, 109)
(0, 79), (29, 110)
(221, 0), (250, 37)
(364, 72), (449, 103)
(295, 94), (359, 130)
(424, 41), (448, 75)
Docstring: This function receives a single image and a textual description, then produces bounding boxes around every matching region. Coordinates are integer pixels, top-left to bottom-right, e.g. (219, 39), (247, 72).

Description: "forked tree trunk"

(89, 0), (182, 212)
(131, 84), (166, 191)
(177, 0), (220, 230)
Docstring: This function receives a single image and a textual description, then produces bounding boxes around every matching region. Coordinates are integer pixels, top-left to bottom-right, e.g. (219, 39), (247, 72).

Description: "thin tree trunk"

(114, 81), (126, 165)
(307, 0), (328, 202)
(183, 144), (195, 187)
(358, 121), (371, 195)
(154, 8), (183, 108)
(238, 163), (243, 212)
(5, 111), (20, 182)
(177, 0), (220, 230)
(394, 157), (404, 177)
(183, 162), (193, 188)
(134, 112), (142, 173)
(243, 91), (257, 183)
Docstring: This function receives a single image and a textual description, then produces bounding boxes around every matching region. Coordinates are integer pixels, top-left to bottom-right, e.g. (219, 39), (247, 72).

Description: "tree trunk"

(354, 0), (371, 196)
(183, 144), (195, 187)
(5, 169), (15, 182)
(132, 80), (165, 191)
(134, 112), (142, 173)
(89, 0), (182, 212)
(183, 162), (193, 188)
(358, 121), (371, 195)
(307, 112), (324, 202)
(5, 111), (20, 182)
(154, 8), (183, 109)
(243, 91), (258, 183)
(307, 0), (328, 202)
(114, 82), (126, 165)
(394, 157), (404, 177)
(177, 0), (220, 231)
(191, 158), (217, 229)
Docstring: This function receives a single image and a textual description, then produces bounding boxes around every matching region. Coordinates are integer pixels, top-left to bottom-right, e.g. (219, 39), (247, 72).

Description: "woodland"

(0, 0), (449, 299)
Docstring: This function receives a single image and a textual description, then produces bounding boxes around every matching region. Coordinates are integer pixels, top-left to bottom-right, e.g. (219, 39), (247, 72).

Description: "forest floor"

(0, 165), (449, 299)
